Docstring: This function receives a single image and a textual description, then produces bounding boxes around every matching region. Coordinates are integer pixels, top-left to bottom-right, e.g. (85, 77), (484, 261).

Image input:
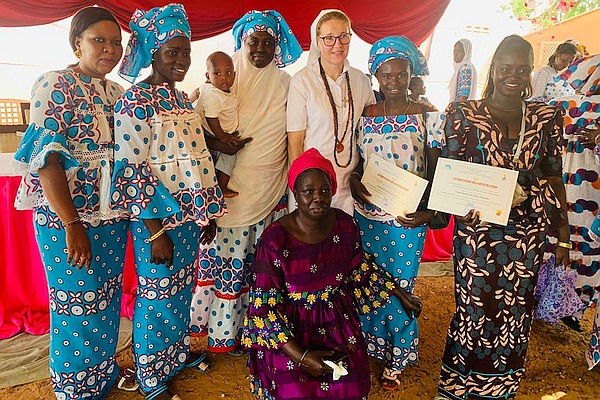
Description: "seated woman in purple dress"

(241, 148), (422, 399)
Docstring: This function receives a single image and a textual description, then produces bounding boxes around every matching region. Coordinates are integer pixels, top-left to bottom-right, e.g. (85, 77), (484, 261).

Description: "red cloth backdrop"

(0, 176), (138, 339)
(0, 0), (451, 48)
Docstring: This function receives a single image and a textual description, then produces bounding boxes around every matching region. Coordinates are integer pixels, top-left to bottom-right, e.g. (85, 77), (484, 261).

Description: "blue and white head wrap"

(368, 36), (428, 76)
(232, 10), (302, 68)
(119, 3), (191, 83)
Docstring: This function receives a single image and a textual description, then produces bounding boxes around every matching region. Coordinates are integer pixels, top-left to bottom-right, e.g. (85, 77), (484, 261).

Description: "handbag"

(534, 255), (584, 325)
(428, 211), (450, 230)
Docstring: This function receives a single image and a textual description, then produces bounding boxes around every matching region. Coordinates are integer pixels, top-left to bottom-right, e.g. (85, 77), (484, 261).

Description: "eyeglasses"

(319, 33), (352, 47)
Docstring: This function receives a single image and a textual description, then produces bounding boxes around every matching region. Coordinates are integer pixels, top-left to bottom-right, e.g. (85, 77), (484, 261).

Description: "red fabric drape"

(0, 176), (48, 338)
(421, 217), (454, 262)
(0, 176), (138, 339)
(0, 0), (451, 48)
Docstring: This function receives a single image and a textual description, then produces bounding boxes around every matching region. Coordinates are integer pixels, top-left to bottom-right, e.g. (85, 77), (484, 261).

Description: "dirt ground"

(2, 276), (599, 400)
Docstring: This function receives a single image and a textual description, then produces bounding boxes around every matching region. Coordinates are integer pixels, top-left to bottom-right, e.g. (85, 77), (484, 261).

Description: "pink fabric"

(288, 148), (338, 195)
(0, 176), (137, 339)
(421, 216), (454, 262)
(0, 176), (48, 338)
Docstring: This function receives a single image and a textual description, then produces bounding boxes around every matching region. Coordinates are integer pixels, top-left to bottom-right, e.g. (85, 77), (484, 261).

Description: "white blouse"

(287, 60), (374, 214)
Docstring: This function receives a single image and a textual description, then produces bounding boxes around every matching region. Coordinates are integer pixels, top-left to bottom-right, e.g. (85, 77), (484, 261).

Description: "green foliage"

(502, 0), (600, 28)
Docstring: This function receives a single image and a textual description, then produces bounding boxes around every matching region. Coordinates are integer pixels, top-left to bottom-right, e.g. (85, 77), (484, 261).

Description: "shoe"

(561, 316), (582, 332)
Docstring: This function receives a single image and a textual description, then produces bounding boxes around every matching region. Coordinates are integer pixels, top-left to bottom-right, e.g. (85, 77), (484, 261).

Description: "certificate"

(428, 158), (518, 226)
(361, 154), (429, 216)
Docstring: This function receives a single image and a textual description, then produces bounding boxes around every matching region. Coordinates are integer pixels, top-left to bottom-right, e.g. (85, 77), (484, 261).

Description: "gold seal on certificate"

(428, 158), (518, 226)
(361, 154), (429, 217)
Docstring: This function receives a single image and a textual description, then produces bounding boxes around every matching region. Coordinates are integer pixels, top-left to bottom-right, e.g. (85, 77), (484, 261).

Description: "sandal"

(186, 352), (211, 372)
(228, 346), (246, 357)
(381, 367), (401, 391)
(116, 367), (139, 392)
(144, 385), (182, 400)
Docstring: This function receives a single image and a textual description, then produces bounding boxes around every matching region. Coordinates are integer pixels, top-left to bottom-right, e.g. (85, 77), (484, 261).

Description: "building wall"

(524, 8), (600, 68)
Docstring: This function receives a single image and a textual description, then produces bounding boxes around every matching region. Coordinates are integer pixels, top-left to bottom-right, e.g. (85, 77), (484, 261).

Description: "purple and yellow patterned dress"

(439, 100), (565, 400)
(242, 210), (395, 400)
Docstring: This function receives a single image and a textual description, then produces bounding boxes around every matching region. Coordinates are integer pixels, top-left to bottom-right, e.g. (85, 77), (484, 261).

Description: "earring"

(295, 202), (298, 207)
(74, 49), (82, 58)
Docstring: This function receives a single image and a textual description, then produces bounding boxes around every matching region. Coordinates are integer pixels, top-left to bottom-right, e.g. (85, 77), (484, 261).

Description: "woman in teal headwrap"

(350, 35), (444, 391)
(191, 10), (302, 355)
(112, 4), (227, 399)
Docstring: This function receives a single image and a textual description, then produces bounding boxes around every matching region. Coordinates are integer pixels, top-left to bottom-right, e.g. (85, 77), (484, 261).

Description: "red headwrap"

(288, 148), (337, 195)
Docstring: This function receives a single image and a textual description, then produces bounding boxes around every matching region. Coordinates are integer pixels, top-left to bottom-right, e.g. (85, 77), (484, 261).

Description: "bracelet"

(556, 241), (573, 250)
(62, 216), (81, 228)
(351, 171), (361, 179)
(298, 348), (310, 367)
(147, 227), (167, 243)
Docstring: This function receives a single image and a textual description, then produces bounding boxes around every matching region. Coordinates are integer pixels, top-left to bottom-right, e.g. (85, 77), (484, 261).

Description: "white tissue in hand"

(323, 360), (348, 381)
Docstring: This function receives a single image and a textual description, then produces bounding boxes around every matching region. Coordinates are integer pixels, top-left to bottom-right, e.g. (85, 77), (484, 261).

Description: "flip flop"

(144, 385), (182, 400)
(228, 346), (246, 357)
(381, 368), (401, 391)
(186, 352), (211, 372)
(381, 377), (400, 390)
(116, 367), (139, 392)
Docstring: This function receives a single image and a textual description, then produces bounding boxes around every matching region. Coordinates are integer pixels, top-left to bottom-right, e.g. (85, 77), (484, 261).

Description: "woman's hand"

(455, 209), (480, 226)
(349, 173), (372, 205)
(218, 133), (241, 148)
(393, 288), (423, 319)
(150, 232), (174, 266)
(555, 246), (570, 267)
(66, 224), (92, 270)
(396, 210), (435, 228)
(299, 349), (335, 377)
(575, 125), (600, 146)
(200, 219), (217, 245)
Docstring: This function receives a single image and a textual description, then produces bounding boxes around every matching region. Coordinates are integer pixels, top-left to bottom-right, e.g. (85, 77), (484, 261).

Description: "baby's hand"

(218, 134), (239, 147)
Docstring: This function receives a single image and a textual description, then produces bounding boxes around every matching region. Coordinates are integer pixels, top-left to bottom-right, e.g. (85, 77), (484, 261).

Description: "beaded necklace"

(319, 59), (354, 168)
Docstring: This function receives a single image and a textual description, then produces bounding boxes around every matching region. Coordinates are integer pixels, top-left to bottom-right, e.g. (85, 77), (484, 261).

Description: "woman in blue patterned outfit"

(13, 7), (128, 399)
(112, 4), (226, 400)
(349, 36), (444, 391)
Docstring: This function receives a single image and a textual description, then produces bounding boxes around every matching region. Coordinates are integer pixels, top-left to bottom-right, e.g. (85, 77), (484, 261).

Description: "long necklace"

(319, 59), (354, 168)
(383, 99), (412, 116)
